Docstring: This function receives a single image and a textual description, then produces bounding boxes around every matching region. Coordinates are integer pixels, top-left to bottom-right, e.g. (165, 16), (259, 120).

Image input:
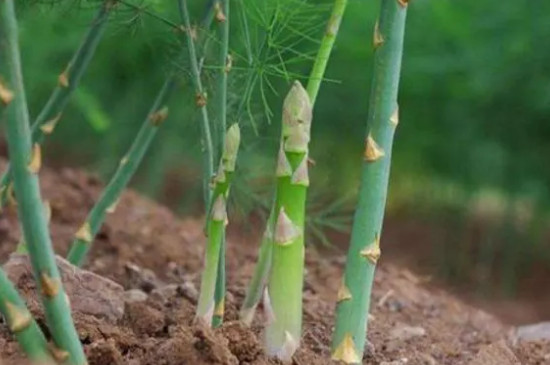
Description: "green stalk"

(331, 1), (408, 363)
(212, 0), (230, 328)
(239, 205), (275, 325)
(67, 78), (175, 266)
(0, 0), (87, 363)
(0, 269), (54, 363)
(196, 124), (240, 324)
(178, 0), (215, 206)
(264, 82), (312, 362)
(240, 0), (349, 333)
(0, 1), (113, 209)
(306, 0), (348, 106)
(211, 234), (225, 327)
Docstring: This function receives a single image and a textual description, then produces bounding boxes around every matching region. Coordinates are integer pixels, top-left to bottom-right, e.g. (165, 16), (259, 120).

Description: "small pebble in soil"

(124, 289), (148, 303)
(389, 324), (426, 341)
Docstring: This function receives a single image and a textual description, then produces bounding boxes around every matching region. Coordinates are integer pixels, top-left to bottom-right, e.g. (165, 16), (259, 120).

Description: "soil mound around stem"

(0, 160), (548, 364)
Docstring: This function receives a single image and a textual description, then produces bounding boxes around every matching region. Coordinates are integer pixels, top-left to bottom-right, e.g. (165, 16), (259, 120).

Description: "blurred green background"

(5, 0), (550, 319)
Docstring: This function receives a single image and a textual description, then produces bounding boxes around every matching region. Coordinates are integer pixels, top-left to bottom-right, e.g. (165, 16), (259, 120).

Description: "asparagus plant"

(66, 78), (175, 266)
(212, 0), (230, 328)
(0, 0), (87, 362)
(0, 269), (54, 363)
(263, 81), (312, 362)
(0, 0), (113, 210)
(196, 124), (241, 325)
(331, 0), (408, 363)
(240, 0), (349, 334)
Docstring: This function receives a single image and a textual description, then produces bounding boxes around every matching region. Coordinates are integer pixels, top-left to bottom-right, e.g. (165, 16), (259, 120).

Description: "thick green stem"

(0, 2), (112, 209)
(66, 78), (175, 266)
(264, 82), (312, 362)
(0, 1), (87, 363)
(178, 0), (215, 206)
(196, 125), (240, 324)
(306, 0), (348, 104)
(331, 1), (407, 363)
(241, 0), (349, 344)
(0, 269), (53, 363)
(211, 0), (230, 327)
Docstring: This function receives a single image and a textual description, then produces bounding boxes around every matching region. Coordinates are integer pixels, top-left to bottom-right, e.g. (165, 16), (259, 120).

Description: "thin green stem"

(0, 2), (112, 209)
(331, 1), (408, 363)
(211, 0), (230, 328)
(211, 234), (226, 328)
(306, 0), (348, 104)
(239, 205), (275, 325)
(0, 269), (54, 363)
(67, 78), (176, 266)
(196, 125), (240, 324)
(178, 0), (215, 206)
(0, 1), (86, 362)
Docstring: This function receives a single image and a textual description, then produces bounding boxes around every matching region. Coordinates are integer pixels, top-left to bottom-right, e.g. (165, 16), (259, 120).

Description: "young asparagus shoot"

(0, 269), (54, 363)
(264, 81), (312, 362)
(212, 0), (230, 329)
(196, 124), (241, 325)
(331, 0), (408, 363)
(240, 0), (349, 329)
(0, 0), (87, 362)
(67, 78), (175, 266)
(0, 1), (113, 210)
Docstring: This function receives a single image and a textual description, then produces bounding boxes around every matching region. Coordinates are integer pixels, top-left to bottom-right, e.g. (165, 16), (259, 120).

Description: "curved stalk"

(0, 269), (54, 363)
(331, 1), (408, 363)
(0, 1), (87, 363)
(196, 125), (241, 324)
(67, 78), (175, 266)
(0, 1), (113, 209)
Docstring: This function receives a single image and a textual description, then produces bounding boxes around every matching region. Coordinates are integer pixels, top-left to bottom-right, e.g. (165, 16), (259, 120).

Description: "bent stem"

(0, 269), (53, 363)
(67, 78), (175, 266)
(331, 1), (408, 363)
(0, 1), (113, 209)
(0, 0), (87, 362)
(196, 124), (241, 324)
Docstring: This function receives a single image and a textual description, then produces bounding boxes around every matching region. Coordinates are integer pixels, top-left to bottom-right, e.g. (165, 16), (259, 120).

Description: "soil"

(0, 159), (549, 364)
